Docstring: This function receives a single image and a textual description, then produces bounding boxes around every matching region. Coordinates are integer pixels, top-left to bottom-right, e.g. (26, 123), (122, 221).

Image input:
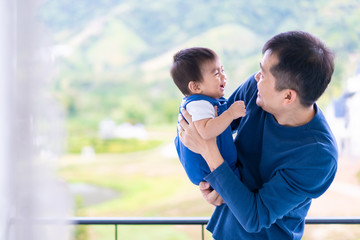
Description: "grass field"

(58, 128), (360, 240)
(58, 129), (215, 239)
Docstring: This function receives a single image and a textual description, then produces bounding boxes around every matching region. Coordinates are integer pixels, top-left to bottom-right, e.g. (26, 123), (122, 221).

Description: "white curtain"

(0, 1), (72, 239)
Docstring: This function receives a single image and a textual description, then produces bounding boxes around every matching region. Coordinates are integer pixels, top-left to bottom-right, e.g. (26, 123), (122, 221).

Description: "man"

(178, 31), (338, 239)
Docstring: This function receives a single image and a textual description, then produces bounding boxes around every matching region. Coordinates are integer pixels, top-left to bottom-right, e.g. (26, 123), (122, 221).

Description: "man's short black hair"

(263, 31), (335, 106)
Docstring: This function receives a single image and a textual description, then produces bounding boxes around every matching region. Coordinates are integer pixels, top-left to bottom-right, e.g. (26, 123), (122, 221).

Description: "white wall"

(346, 75), (360, 157)
(327, 74), (360, 158)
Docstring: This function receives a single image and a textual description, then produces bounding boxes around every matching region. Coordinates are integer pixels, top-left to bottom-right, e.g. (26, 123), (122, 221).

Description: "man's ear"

(188, 81), (201, 93)
(283, 89), (297, 105)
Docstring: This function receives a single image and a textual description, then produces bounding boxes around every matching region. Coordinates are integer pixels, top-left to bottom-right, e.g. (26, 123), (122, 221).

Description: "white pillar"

(0, 0), (15, 239)
(1, 1), (72, 239)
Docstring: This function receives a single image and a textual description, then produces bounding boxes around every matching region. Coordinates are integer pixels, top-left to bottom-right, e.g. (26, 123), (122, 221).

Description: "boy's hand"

(228, 100), (246, 119)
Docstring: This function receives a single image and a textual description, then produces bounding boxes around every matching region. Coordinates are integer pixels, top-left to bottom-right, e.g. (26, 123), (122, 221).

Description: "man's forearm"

(200, 139), (224, 171)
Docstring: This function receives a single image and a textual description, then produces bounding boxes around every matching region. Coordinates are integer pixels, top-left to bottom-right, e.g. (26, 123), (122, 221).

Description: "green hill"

(40, 0), (360, 152)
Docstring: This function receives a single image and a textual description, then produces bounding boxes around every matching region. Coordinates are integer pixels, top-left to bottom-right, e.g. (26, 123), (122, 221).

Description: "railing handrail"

(305, 217), (360, 224)
(69, 216), (360, 225)
(69, 217), (210, 225)
(17, 217), (360, 240)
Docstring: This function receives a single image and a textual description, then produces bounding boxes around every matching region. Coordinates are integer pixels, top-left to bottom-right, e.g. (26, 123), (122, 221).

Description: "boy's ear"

(188, 81), (201, 93)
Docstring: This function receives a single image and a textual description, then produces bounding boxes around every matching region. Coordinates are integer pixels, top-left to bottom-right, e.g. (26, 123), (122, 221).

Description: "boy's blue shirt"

(174, 94), (238, 185)
(205, 74), (338, 240)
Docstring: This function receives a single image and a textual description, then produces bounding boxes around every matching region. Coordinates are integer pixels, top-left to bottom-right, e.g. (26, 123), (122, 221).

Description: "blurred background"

(2, 0), (360, 239)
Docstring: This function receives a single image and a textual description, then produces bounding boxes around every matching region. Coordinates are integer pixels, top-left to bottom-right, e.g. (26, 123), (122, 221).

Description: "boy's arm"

(195, 101), (246, 139)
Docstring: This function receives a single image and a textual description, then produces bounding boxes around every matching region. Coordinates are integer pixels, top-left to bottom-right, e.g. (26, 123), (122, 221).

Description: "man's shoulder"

(309, 105), (338, 153)
(230, 73), (258, 102)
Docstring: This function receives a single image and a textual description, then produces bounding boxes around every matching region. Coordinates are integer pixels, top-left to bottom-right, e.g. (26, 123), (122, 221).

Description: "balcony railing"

(69, 217), (360, 240)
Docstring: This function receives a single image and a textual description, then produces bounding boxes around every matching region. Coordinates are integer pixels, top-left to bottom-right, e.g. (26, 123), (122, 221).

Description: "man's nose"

(255, 72), (260, 82)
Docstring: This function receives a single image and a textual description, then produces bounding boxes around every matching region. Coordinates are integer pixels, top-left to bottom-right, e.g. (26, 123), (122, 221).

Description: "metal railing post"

(115, 224), (117, 240)
(201, 224), (204, 240)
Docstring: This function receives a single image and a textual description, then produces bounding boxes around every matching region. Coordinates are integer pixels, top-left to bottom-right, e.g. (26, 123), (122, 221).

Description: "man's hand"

(199, 181), (224, 206)
(178, 108), (216, 155)
(228, 100), (246, 119)
(179, 108), (224, 171)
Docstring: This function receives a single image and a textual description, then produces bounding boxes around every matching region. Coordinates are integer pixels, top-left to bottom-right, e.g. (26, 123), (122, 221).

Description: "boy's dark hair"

(263, 31), (335, 106)
(171, 47), (217, 95)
